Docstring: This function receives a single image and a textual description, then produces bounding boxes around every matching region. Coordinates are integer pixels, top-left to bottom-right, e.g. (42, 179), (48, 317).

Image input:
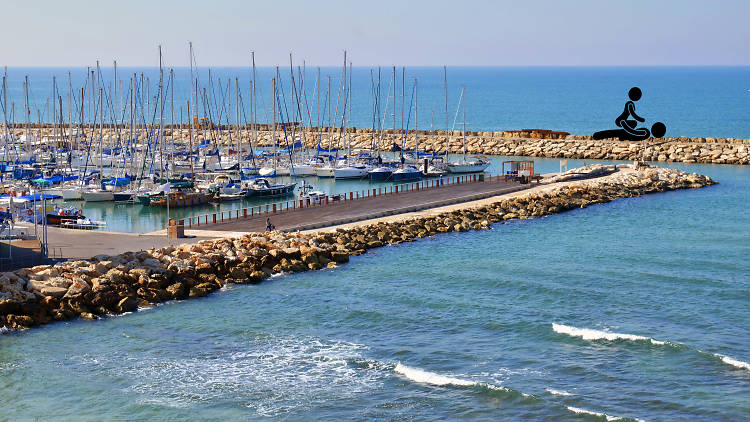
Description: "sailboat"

(392, 76), (423, 182)
(447, 86), (490, 174)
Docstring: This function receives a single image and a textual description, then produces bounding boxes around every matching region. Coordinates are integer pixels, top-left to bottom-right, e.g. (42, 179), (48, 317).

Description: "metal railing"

(180, 174), (501, 229)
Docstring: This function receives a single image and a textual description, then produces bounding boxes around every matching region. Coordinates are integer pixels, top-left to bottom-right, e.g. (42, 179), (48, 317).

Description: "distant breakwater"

(8, 125), (750, 165)
(0, 165), (715, 332)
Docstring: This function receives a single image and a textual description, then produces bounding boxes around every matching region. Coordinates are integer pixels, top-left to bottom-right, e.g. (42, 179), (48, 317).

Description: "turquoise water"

(3, 67), (749, 137)
(1, 161), (748, 420)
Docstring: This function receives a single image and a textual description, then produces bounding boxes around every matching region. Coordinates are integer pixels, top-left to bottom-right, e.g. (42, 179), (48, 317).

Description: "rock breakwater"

(12, 125), (750, 165)
(0, 165), (715, 332)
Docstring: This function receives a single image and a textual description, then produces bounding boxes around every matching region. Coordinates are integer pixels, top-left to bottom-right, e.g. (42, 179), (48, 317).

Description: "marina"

(2, 1), (749, 419)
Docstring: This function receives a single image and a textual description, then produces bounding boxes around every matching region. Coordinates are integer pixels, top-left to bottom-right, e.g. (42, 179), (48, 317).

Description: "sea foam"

(394, 363), (476, 387)
(552, 323), (665, 345)
(714, 354), (750, 371)
(393, 363), (517, 394)
(566, 406), (626, 421)
(546, 388), (573, 396)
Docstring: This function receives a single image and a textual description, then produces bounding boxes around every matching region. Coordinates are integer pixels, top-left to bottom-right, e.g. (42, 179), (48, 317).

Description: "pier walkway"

(185, 175), (529, 234)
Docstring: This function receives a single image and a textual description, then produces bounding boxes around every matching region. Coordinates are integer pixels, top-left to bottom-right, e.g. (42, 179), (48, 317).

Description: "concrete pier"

(184, 176), (528, 234)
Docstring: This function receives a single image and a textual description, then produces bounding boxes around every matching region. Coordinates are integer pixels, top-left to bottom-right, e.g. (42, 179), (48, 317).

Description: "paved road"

(193, 178), (529, 233)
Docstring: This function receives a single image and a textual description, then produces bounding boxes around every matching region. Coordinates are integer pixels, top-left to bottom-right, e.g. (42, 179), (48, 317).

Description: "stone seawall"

(0, 165), (716, 332)
(10, 126), (750, 165)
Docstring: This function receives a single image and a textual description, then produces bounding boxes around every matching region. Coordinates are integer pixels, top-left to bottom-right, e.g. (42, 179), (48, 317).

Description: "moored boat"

(81, 189), (115, 202)
(447, 158), (490, 173)
(391, 166), (423, 182)
(367, 166), (393, 181)
(150, 191), (212, 208)
(245, 178), (296, 197)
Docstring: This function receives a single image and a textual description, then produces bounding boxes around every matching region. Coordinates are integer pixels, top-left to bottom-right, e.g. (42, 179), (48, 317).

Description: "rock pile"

(11, 125), (750, 165)
(0, 165), (715, 332)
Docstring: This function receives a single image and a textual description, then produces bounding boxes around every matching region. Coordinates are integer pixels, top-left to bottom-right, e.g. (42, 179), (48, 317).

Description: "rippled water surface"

(1, 162), (748, 420)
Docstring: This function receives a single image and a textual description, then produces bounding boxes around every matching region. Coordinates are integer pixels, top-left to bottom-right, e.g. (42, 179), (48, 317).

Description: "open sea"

(1, 160), (748, 421)
(1, 66), (749, 138)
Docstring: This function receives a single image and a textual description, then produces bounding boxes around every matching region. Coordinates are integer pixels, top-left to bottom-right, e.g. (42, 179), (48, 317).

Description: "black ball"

(651, 122), (666, 138)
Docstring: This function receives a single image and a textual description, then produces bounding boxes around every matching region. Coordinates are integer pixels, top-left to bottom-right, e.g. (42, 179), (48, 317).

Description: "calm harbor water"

(1, 160), (748, 420)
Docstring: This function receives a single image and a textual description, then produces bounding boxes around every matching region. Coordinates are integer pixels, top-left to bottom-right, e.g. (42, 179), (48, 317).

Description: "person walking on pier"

(266, 218), (275, 232)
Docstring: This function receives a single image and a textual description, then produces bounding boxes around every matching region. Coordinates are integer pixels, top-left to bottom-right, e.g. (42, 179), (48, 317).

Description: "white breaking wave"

(714, 354), (750, 371)
(394, 363), (476, 387)
(552, 323), (666, 345)
(546, 388), (573, 396)
(393, 363), (517, 394)
(566, 406), (629, 421)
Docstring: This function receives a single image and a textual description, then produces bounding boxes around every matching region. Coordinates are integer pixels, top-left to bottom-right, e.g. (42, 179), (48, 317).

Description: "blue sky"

(2, 0), (748, 66)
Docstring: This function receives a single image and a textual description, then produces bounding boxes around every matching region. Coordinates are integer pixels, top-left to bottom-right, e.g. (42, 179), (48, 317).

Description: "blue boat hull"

(391, 171), (423, 182)
(367, 171), (392, 181)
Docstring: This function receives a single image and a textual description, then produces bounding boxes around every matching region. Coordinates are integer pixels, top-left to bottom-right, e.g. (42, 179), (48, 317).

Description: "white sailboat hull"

(447, 161), (490, 173)
(81, 190), (115, 202)
(334, 166), (368, 180)
(259, 166), (277, 177)
(61, 189), (84, 201)
(315, 166), (336, 178)
(291, 164), (316, 176)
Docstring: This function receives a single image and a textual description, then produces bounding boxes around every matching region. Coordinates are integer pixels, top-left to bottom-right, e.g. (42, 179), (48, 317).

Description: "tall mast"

(188, 100), (194, 183)
(113, 60), (118, 128)
(251, 51), (257, 163)
(52, 76), (57, 157)
(271, 77), (278, 169)
(158, 45), (166, 182)
(444, 65), (449, 157)
(235, 76), (240, 173)
(401, 67), (406, 148)
(316, 67), (320, 147)
(462, 85), (467, 159)
(189, 42), (197, 175)
(67, 72), (72, 158)
(415, 77), (418, 157)
(99, 87), (104, 177)
(24, 75), (29, 150)
(129, 76), (135, 178)
(392, 66), (396, 133)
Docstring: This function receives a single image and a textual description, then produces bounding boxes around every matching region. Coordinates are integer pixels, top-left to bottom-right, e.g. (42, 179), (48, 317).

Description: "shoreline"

(0, 164), (716, 332)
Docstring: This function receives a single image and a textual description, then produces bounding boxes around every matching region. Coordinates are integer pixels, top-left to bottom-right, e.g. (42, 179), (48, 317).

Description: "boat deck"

(189, 176), (529, 234)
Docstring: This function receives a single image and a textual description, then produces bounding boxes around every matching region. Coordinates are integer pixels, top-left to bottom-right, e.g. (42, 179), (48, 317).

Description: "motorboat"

(46, 207), (84, 225)
(334, 164), (369, 180)
(298, 181), (327, 205)
(447, 157), (490, 173)
(245, 178), (296, 197)
(426, 161), (449, 177)
(391, 166), (423, 182)
(60, 218), (107, 230)
(367, 166), (393, 181)
(150, 191), (212, 208)
(81, 189), (115, 202)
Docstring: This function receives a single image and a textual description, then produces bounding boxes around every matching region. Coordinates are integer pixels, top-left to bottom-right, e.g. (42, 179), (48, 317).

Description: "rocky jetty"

(10, 125), (750, 165)
(0, 165), (715, 332)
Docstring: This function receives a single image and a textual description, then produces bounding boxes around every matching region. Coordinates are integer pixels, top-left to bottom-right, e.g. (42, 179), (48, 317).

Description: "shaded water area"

(1, 161), (748, 420)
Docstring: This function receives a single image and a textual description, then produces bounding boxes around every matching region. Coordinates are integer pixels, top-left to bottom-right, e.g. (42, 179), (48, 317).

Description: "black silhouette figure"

(593, 87), (666, 141)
